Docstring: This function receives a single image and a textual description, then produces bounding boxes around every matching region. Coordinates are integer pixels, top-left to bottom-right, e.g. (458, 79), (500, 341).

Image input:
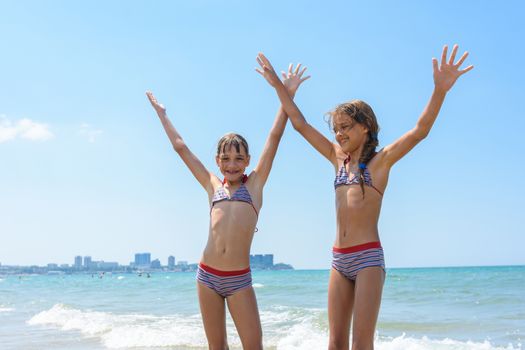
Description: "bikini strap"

(222, 174), (248, 185)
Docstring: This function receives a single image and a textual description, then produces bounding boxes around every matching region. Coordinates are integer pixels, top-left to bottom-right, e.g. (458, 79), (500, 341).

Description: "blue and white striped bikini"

(332, 158), (385, 280)
(334, 157), (383, 196)
(332, 242), (385, 281)
(197, 175), (256, 297)
(197, 263), (252, 298)
(211, 175), (258, 216)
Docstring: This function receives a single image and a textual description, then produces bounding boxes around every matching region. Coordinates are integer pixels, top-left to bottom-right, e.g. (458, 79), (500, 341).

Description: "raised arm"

(257, 53), (338, 166)
(146, 91), (217, 194)
(251, 62), (309, 187)
(380, 44), (474, 167)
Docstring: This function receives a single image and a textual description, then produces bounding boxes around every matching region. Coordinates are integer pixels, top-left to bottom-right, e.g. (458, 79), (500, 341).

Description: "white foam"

(28, 304), (210, 348)
(26, 304), (522, 350)
(116, 276), (125, 280)
(0, 307), (15, 313)
(253, 283), (264, 288)
(375, 334), (521, 350)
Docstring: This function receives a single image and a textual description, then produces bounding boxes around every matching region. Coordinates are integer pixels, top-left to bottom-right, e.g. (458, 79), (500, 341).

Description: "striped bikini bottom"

(196, 262), (252, 298)
(331, 241), (386, 281)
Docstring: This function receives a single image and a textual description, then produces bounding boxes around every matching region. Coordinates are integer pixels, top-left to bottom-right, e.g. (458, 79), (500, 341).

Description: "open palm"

(281, 63), (310, 96)
(256, 53), (310, 95)
(146, 91), (166, 116)
(433, 44), (474, 93)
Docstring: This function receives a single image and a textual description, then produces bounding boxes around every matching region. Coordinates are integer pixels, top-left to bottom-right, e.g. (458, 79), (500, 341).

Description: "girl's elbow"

(413, 126), (430, 141)
(292, 121), (307, 132)
(173, 140), (186, 152)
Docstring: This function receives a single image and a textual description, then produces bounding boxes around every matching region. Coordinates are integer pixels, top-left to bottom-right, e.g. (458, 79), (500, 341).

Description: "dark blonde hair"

(216, 133), (250, 156)
(328, 100), (380, 197)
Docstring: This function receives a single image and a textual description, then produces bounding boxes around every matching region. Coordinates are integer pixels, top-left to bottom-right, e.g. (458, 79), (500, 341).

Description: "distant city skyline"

(0, 252), (289, 274)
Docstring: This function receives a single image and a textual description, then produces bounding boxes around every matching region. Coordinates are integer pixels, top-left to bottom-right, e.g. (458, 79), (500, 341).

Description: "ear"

(246, 155), (251, 166)
(359, 123), (369, 135)
(215, 155), (220, 167)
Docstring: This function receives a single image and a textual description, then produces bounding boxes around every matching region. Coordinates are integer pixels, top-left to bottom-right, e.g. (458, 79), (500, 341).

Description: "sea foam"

(27, 304), (522, 349)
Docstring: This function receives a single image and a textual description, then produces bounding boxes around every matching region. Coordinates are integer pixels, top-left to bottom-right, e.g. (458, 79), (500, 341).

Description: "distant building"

(83, 256), (92, 269)
(47, 263), (58, 269)
(74, 256), (82, 269)
(151, 259), (161, 269)
(94, 261), (118, 269)
(134, 253), (151, 267)
(168, 256), (175, 269)
(250, 254), (274, 269)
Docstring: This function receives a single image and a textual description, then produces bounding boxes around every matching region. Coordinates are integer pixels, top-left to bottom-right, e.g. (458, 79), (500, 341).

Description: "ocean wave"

(375, 334), (521, 350)
(27, 303), (208, 348)
(0, 307), (15, 313)
(26, 304), (522, 349)
(253, 283), (264, 288)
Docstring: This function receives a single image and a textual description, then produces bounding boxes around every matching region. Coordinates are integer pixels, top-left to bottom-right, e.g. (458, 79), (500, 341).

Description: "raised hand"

(256, 53), (281, 87)
(433, 44), (474, 93)
(281, 63), (310, 96)
(146, 91), (166, 116)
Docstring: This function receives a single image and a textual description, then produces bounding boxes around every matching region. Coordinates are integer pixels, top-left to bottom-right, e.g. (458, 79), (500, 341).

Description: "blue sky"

(1, 1), (523, 269)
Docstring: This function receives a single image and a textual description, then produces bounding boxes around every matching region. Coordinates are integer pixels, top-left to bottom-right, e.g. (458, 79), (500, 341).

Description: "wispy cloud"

(79, 123), (103, 143)
(0, 115), (54, 143)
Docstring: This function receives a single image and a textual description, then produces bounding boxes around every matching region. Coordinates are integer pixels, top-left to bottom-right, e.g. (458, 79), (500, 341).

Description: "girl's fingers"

(281, 71), (287, 80)
(440, 45), (448, 67)
(256, 56), (264, 67)
(459, 65), (474, 75)
(258, 53), (272, 68)
(294, 63), (302, 75)
(455, 51), (469, 67)
(255, 68), (264, 75)
(300, 75), (311, 83)
(288, 63), (293, 74)
(298, 66), (308, 78)
(432, 57), (439, 74)
(448, 44), (458, 65)
(146, 92), (156, 103)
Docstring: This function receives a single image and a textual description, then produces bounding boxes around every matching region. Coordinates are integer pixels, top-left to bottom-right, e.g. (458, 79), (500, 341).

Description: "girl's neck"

(223, 174), (246, 187)
(346, 144), (365, 166)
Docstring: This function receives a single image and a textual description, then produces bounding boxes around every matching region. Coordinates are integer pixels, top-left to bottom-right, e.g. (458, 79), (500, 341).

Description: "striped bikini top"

(334, 157), (383, 196)
(211, 175), (258, 216)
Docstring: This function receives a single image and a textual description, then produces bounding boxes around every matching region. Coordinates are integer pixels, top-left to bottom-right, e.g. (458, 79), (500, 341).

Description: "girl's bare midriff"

(333, 162), (389, 248)
(201, 201), (258, 270)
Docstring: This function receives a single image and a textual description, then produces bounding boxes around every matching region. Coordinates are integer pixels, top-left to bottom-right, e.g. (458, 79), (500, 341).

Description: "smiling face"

(328, 100), (380, 155)
(332, 113), (369, 153)
(215, 133), (250, 183)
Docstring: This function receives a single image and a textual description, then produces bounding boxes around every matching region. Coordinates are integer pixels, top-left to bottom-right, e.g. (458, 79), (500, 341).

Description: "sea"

(0, 266), (523, 349)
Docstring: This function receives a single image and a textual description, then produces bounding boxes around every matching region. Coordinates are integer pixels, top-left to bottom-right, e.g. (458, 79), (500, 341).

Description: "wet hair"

(216, 133), (250, 156)
(327, 100), (380, 198)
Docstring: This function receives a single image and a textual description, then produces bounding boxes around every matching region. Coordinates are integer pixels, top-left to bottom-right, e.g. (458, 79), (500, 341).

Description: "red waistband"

(199, 262), (251, 276)
(332, 241), (382, 254)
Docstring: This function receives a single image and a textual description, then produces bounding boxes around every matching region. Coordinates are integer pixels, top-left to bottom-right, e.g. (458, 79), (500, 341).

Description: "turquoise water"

(0, 266), (523, 349)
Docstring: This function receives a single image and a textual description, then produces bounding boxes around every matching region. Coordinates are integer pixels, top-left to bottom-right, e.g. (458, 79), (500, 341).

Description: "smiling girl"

(257, 45), (473, 349)
(146, 61), (309, 349)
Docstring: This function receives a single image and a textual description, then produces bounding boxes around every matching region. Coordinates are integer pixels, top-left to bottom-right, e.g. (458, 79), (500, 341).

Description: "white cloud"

(79, 123), (103, 143)
(0, 115), (54, 143)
